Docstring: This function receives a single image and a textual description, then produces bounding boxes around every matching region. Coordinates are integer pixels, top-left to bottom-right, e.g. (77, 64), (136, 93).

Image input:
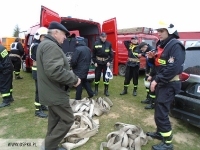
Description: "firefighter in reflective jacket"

(0, 44), (14, 108)
(9, 38), (24, 79)
(146, 22), (185, 150)
(120, 36), (141, 96)
(30, 27), (48, 118)
(92, 32), (113, 96)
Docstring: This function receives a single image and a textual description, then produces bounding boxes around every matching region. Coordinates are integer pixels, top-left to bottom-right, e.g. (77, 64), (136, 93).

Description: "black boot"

(15, 74), (23, 79)
(41, 105), (48, 111)
(0, 97), (11, 108)
(120, 87), (128, 95)
(94, 84), (98, 96)
(10, 94), (14, 103)
(145, 98), (155, 109)
(35, 105), (48, 118)
(133, 87), (137, 96)
(152, 134), (173, 150)
(104, 84), (109, 96)
(141, 92), (150, 103)
(146, 132), (163, 140)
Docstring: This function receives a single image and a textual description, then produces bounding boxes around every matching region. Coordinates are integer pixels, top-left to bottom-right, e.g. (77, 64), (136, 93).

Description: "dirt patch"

(104, 112), (120, 119)
(143, 115), (156, 127)
(14, 107), (28, 113)
(0, 112), (8, 118)
(174, 132), (195, 145)
(121, 106), (136, 114)
(169, 116), (182, 128)
(0, 126), (7, 136)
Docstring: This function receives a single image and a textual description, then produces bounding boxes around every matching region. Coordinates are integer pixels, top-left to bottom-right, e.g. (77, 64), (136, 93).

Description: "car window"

(185, 40), (198, 49)
(142, 39), (156, 48)
(184, 49), (200, 70)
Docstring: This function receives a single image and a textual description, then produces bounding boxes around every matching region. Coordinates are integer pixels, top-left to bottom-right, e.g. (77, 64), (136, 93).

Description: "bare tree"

(13, 24), (20, 37)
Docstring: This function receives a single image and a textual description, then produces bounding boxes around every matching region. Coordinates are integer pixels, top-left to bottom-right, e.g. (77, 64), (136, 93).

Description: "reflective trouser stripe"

(134, 85), (137, 88)
(32, 67), (37, 70)
(146, 89), (149, 92)
(14, 72), (20, 75)
(165, 140), (172, 143)
(95, 81), (99, 84)
(2, 93), (10, 97)
(104, 82), (109, 85)
(10, 89), (13, 92)
(34, 102), (41, 106)
(124, 85), (129, 87)
(150, 94), (156, 98)
(160, 131), (172, 137)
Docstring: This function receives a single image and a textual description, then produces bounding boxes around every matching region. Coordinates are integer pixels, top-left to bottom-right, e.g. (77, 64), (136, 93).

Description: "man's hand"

(138, 54), (142, 58)
(150, 80), (157, 92)
(147, 76), (152, 81)
(95, 63), (98, 67)
(146, 51), (156, 58)
(107, 62), (110, 67)
(74, 78), (81, 87)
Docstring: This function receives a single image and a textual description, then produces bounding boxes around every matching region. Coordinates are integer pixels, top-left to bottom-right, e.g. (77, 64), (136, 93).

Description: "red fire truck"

(23, 5), (118, 82)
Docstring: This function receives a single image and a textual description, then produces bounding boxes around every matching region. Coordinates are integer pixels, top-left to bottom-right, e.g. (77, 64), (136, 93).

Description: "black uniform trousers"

(154, 81), (181, 132)
(32, 69), (39, 103)
(0, 72), (13, 102)
(10, 57), (21, 75)
(45, 103), (74, 149)
(75, 78), (94, 100)
(95, 64), (109, 84)
(124, 65), (139, 86)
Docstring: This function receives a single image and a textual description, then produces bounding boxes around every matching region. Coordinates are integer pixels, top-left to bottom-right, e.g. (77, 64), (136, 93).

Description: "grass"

(0, 71), (200, 150)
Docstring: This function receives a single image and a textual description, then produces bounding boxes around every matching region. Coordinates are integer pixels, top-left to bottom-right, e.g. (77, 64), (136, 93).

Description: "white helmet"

(34, 27), (48, 40)
(144, 78), (150, 88)
(155, 21), (179, 38)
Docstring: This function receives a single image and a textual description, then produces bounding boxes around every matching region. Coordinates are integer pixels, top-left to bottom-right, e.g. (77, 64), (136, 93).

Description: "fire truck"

(23, 5), (119, 82)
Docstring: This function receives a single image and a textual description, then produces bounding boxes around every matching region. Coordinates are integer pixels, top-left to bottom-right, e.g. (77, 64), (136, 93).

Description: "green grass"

(0, 71), (200, 150)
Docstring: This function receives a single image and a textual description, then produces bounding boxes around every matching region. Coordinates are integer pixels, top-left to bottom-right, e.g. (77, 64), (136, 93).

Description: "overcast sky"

(1, 0), (199, 38)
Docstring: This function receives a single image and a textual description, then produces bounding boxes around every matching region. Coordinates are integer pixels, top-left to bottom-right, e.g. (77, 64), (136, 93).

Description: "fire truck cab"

(23, 5), (119, 80)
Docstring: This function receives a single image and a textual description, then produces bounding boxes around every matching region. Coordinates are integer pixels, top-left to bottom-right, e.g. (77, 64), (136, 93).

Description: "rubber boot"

(10, 94), (14, 103)
(145, 98), (155, 109)
(15, 74), (23, 79)
(133, 87), (137, 96)
(141, 92), (150, 103)
(0, 97), (11, 108)
(41, 105), (48, 111)
(35, 105), (48, 118)
(120, 87), (128, 95)
(104, 84), (109, 96)
(152, 134), (173, 150)
(94, 84), (98, 96)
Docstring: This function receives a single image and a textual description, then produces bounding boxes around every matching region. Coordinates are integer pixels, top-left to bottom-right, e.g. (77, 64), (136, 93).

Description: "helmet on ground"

(34, 27), (48, 40)
(144, 78), (150, 88)
(155, 21), (179, 38)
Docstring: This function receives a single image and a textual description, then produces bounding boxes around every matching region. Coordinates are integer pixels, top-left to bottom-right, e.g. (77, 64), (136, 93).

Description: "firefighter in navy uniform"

(92, 32), (113, 96)
(146, 22), (185, 150)
(30, 27), (48, 118)
(120, 36), (141, 96)
(9, 38), (24, 79)
(0, 44), (14, 108)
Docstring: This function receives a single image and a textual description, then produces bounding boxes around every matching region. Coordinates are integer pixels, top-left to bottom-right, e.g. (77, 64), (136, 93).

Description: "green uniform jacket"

(36, 35), (78, 106)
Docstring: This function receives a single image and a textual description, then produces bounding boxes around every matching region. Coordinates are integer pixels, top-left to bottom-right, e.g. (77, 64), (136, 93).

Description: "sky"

(0, 0), (200, 38)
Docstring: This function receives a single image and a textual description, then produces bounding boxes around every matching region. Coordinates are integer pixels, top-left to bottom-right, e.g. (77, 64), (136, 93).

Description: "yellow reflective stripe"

(132, 52), (138, 56)
(2, 93), (10, 97)
(10, 89), (13, 92)
(146, 89), (149, 92)
(1, 49), (8, 58)
(124, 85), (129, 87)
(94, 82), (99, 84)
(32, 67), (37, 70)
(105, 49), (110, 52)
(15, 72), (20, 75)
(150, 94), (156, 98)
(165, 140), (172, 143)
(160, 131), (172, 137)
(104, 82), (109, 85)
(129, 45), (136, 50)
(134, 85), (137, 87)
(158, 59), (166, 65)
(34, 102), (41, 106)
(95, 45), (102, 48)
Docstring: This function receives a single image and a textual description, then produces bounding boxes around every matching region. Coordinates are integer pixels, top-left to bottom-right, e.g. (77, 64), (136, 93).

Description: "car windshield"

(184, 49), (200, 70)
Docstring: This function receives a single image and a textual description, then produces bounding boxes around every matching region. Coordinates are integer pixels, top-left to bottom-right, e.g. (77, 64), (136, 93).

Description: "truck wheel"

(118, 64), (126, 76)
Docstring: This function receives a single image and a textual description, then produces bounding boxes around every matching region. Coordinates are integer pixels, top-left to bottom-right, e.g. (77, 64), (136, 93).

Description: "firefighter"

(30, 27), (48, 118)
(146, 22), (185, 150)
(0, 44), (14, 108)
(92, 32), (113, 96)
(120, 36), (141, 96)
(139, 42), (156, 109)
(9, 38), (24, 79)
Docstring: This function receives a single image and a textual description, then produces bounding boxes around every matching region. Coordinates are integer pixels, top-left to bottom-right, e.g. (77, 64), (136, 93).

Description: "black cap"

(76, 36), (84, 41)
(131, 36), (138, 40)
(100, 32), (107, 37)
(48, 21), (70, 36)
